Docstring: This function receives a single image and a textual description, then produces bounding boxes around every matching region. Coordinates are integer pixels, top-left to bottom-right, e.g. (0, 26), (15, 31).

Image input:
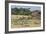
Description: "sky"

(11, 5), (41, 11)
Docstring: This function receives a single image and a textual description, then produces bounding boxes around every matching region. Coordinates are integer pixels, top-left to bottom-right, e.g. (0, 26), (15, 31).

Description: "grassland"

(11, 15), (41, 28)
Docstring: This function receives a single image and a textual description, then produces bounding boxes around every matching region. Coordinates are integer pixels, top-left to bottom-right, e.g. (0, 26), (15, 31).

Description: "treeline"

(11, 7), (32, 15)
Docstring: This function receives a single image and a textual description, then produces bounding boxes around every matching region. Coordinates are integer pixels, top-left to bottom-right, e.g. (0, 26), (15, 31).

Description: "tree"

(11, 7), (32, 15)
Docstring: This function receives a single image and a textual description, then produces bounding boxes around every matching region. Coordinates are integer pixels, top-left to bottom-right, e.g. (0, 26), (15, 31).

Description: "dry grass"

(11, 15), (41, 28)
